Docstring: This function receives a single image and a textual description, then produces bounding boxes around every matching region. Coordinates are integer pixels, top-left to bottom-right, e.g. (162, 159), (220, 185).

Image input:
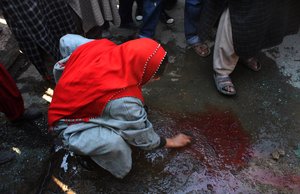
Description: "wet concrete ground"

(1, 1), (300, 193)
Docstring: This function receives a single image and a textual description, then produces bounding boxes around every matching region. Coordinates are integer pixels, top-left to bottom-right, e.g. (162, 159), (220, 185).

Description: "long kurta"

(198, 0), (300, 58)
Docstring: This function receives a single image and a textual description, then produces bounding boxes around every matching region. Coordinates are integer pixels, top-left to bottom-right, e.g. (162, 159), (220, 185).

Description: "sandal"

(240, 57), (261, 72)
(192, 43), (211, 57)
(213, 74), (236, 96)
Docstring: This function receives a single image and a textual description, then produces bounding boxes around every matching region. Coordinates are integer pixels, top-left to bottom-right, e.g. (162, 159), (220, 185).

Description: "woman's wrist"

(158, 136), (167, 148)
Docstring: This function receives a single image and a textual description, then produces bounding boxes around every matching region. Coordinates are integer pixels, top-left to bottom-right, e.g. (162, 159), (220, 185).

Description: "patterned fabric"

(68, 0), (120, 33)
(198, 0), (300, 58)
(0, 0), (77, 81)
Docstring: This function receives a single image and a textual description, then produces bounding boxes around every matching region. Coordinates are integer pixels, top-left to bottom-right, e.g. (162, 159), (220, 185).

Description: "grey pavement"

(1, 1), (300, 193)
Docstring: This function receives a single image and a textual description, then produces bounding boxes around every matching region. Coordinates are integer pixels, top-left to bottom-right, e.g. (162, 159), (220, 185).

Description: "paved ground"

(1, 1), (300, 193)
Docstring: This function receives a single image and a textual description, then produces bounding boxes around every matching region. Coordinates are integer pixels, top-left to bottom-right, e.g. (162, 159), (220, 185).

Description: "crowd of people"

(1, 0), (299, 178)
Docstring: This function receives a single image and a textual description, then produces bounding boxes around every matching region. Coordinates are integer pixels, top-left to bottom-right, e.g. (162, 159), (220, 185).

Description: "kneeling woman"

(48, 35), (191, 178)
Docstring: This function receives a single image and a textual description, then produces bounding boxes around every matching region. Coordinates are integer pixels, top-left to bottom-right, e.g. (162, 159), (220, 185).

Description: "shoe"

(191, 43), (211, 57)
(77, 155), (99, 171)
(0, 151), (16, 165)
(160, 10), (174, 24)
(240, 57), (261, 72)
(135, 9), (143, 21)
(213, 73), (236, 96)
(135, 15), (143, 21)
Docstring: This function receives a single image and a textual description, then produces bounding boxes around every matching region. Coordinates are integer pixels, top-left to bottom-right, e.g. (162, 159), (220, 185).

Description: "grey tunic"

(54, 97), (161, 178)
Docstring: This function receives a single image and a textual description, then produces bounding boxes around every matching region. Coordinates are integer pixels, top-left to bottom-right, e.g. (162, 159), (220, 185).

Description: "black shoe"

(0, 151), (16, 165)
(77, 155), (99, 171)
(135, 9), (143, 22)
(160, 10), (174, 25)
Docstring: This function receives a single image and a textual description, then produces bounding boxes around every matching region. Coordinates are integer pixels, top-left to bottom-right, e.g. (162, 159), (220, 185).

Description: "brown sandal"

(240, 57), (261, 72)
(192, 43), (211, 57)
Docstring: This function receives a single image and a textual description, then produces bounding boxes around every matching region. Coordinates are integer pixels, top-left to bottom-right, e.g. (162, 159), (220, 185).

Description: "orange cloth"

(48, 38), (166, 126)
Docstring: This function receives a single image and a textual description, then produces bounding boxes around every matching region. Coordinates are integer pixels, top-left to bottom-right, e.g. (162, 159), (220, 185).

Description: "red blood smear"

(151, 108), (300, 192)
(155, 107), (252, 171)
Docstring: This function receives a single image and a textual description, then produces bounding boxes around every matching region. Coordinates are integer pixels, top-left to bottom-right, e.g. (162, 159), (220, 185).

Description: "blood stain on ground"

(153, 107), (252, 173)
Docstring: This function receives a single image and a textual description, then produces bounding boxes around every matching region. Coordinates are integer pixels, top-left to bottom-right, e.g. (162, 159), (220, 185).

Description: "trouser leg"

(213, 8), (239, 76)
(136, 0), (143, 14)
(184, 0), (203, 46)
(139, 0), (162, 38)
(64, 126), (132, 179)
(119, 0), (135, 24)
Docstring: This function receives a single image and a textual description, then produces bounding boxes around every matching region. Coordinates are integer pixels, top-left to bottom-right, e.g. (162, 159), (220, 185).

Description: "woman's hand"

(165, 133), (192, 148)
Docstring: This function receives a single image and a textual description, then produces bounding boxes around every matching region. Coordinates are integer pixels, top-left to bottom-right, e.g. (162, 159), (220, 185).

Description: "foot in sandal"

(191, 43), (211, 57)
(240, 57), (261, 72)
(213, 73), (236, 96)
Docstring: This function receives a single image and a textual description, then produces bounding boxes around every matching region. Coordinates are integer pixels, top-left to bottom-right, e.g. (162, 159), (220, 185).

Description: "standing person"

(48, 35), (191, 178)
(119, 0), (143, 28)
(138, 0), (162, 38)
(184, 0), (210, 57)
(0, 0), (77, 82)
(119, 0), (174, 30)
(67, 0), (120, 39)
(197, 0), (300, 95)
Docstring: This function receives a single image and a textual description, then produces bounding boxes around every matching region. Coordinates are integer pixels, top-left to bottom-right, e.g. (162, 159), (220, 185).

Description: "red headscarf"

(48, 38), (167, 126)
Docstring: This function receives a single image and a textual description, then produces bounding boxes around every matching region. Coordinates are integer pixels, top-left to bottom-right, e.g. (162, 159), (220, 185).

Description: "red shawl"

(48, 38), (166, 126)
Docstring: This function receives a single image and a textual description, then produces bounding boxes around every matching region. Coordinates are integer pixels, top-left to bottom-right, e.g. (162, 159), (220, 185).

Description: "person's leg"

(64, 125), (132, 178)
(184, 0), (203, 46)
(184, 0), (210, 57)
(213, 8), (239, 95)
(119, 0), (135, 25)
(135, 0), (144, 21)
(139, 0), (162, 38)
(160, 7), (174, 24)
(0, 64), (24, 121)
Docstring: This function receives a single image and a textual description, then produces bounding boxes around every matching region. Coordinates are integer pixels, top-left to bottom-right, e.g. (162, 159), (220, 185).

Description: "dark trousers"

(139, 0), (162, 38)
(0, 64), (24, 121)
(119, 0), (143, 24)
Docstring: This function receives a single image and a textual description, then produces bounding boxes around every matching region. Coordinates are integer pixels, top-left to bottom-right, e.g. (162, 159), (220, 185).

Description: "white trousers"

(213, 8), (239, 76)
